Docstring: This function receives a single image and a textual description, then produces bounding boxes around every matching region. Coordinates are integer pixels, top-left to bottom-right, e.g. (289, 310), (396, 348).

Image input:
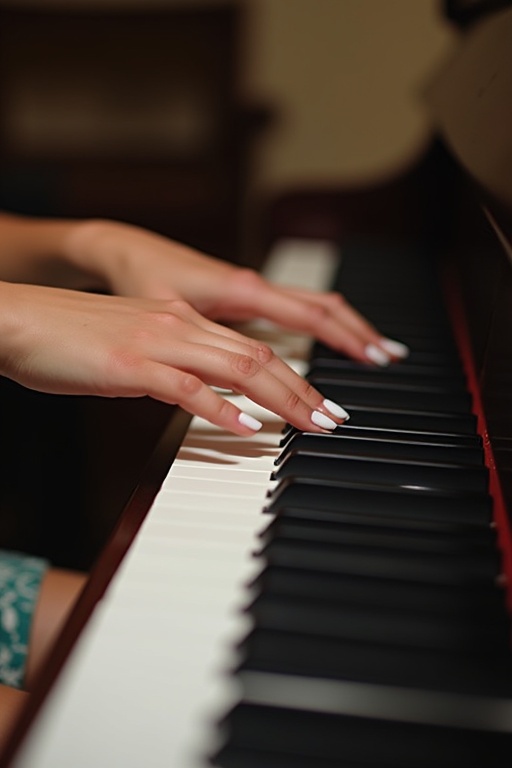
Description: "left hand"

(64, 219), (409, 366)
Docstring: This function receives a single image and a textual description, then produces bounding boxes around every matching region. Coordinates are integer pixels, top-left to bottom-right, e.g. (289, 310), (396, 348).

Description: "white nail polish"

(323, 399), (350, 421)
(238, 412), (263, 431)
(380, 338), (410, 358)
(365, 343), (391, 366)
(311, 410), (337, 430)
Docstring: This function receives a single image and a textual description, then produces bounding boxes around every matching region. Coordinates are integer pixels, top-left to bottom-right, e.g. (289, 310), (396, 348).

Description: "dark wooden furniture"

(0, 3), (267, 264)
(0, 1), (269, 572)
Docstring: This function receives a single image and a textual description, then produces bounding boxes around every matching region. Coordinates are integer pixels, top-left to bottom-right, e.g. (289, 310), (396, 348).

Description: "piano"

(3, 3), (512, 766)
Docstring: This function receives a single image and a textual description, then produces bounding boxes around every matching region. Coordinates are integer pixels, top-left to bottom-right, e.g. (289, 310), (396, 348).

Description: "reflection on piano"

(4, 5), (512, 767)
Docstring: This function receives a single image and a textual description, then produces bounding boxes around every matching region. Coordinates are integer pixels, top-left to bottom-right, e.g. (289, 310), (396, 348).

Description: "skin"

(0, 569), (86, 750)
(0, 211), (408, 744)
(0, 214), (407, 435)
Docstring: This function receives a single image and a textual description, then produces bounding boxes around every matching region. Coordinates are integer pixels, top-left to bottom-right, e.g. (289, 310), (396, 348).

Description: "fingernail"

(311, 410), (338, 430)
(380, 338), (410, 359)
(238, 412), (263, 431)
(365, 343), (391, 366)
(323, 399), (350, 421)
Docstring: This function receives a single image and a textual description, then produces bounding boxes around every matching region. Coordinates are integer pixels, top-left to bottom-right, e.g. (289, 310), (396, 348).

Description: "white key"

(11, 238), (339, 768)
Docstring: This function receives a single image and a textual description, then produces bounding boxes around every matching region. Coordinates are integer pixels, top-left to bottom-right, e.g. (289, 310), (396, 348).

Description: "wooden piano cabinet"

(0, 378), (176, 572)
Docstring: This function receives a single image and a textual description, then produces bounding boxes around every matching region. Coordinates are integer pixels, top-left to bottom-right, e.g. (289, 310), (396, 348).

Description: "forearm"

(0, 211), (105, 290)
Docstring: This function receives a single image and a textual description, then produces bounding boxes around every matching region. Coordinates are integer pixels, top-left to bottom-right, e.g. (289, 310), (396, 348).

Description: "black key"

(334, 335), (461, 354)
(273, 504), (492, 535)
(301, 406), (477, 434)
(276, 432), (484, 467)
(362, 321), (455, 340)
(250, 567), (506, 618)
(280, 426), (482, 449)
(238, 629), (512, 697)
(258, 539), (499, 588)
(265, 478), (492, 526)
(311, 343), (463, 375)
(260, 516), (497, 558)
(271, 453), (488, 494)
(309, 378), (472, 414)
(308, 365), (468, 390)
(213, 703), (512, 768)
(247, 592), (507, 651)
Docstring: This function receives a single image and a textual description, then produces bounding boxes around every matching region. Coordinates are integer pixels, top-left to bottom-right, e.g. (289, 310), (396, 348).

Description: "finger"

(246, 283), (409, 365)
(137, 349), (348, 435)
(142, 304), (315, 400)
(140, 361), (264, 436)
(282, 286), (410, 362)
(146, 320), (350, 428)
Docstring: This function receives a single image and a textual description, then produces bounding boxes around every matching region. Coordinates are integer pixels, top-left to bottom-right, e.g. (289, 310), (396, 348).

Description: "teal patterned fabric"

(0, 550), (49, 689)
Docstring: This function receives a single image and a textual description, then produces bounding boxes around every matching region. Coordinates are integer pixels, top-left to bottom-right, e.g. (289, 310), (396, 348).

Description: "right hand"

(64, 219), (409, 366)
(0, 281), (349, 436)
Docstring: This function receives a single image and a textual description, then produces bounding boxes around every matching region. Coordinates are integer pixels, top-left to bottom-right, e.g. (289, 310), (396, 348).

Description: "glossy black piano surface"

(210, 6), (512, 767)
(210, 232), (512, 766)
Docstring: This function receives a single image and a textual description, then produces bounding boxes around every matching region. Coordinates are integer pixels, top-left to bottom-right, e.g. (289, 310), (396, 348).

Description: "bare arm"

(0, 280), (348, 435)
(0, 211), (101, 290)
(64, 218), (409, 365)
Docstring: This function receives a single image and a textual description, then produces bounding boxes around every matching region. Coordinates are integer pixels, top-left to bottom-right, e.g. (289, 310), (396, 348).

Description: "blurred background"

(0, 0), (466, 569)
(0, 0), (456, 268)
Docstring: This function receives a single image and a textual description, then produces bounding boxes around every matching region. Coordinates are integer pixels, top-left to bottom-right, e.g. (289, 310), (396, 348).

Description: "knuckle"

(153, 300), (192, 325)
(326, 291), (346, 308)
(284, 390), (302, 412)
(106, 348), (143, 374)
(177, 372), (203, 397)
(150, 310), (183, 330)
(216, 397), (234, 422)
(131, 326), (156, 344)
(232, 353), (260, 379)
(255, 343), (274, 366)
(230, 268), (265, 302)
(166, 299), (191, 315)
(307, 304), (328, 330)
(300, 380), (317, 401)
(232, 268), (262, 291)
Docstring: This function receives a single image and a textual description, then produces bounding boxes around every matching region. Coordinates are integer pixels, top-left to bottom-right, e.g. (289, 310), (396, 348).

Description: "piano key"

(307, 364), (469, 389)
(259, 515), (498, 556)
(280, 424), (483, 448)
(309, 377), (473, 413)
(265, 477), (493, 525)
(244, 592), (509, 652)
(250, 564), (506, 618)
(271, 452), (489, 494)
(307, 405), (478, 434)
(213, 696), (512, 768)
(237, 628), (512, 697)
(272, 503), (493, 537)
(10, 235), (512, 768)
(9, 237), (343, 768)
(276, 431), (485, 465)
(257, 539), (500, 588)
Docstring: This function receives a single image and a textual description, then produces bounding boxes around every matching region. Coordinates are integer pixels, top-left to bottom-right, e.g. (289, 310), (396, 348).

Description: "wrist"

(61, 218), (121, 288)
(0, 212), (105, 290)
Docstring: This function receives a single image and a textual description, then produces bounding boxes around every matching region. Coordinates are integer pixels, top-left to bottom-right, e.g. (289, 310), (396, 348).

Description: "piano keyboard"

(9, 238), (340, 768)
(10, 236), (512, 767)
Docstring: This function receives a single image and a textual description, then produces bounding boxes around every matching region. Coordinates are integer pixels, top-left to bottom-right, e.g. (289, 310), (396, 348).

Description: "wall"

(241, 0), (456, 196)
(0, 0), (457, 202)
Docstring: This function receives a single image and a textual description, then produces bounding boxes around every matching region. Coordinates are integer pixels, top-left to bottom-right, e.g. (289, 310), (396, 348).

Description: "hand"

(0, 282), (349, 436)
(64, 220), (409, 366)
